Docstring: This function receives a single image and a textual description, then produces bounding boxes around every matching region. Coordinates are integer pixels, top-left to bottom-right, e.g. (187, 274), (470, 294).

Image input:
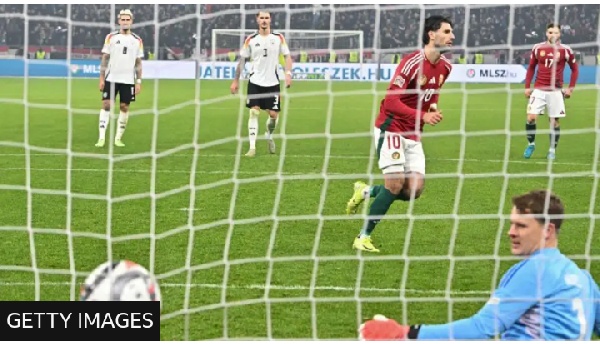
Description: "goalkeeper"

(359, 190), (600, 341)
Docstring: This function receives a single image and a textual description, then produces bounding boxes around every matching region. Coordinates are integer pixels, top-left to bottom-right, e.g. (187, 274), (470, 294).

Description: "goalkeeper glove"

(358, 314), (421, 341)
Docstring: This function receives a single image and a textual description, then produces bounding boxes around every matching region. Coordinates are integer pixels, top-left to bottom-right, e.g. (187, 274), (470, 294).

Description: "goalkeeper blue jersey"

(417, 248), (600, 340)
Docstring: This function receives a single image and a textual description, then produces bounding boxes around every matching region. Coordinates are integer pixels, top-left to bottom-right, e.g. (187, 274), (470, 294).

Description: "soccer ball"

(80, 260), (161, 307)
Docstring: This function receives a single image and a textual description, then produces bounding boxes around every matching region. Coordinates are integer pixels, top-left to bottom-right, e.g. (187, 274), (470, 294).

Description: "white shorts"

(374, 127), (425, 175)
(527, 89), (566, 118)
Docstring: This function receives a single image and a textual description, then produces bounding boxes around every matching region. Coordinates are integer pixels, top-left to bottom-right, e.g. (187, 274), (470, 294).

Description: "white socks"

(248, 108), (260, 150)
(115, 111), (128, 141)
(248, 109), (278, 148)
(98, 109), (110, 140)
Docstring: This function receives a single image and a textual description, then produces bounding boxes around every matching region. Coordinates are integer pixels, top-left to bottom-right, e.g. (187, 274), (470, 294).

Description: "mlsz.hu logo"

(466, 69), (475, 78)
(70, 65), (79, 74)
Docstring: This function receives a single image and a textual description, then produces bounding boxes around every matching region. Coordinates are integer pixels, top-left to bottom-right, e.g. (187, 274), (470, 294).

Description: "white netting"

(0, 3), (599, 341)
(212, 28), (363, 79)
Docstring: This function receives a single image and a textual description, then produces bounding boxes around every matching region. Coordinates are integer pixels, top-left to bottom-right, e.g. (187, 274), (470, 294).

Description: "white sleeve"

(137, 38), (144, 59)
(240, 38), (251, 59)
(101, 34), (111, 55)
(279, 35), (290, 56)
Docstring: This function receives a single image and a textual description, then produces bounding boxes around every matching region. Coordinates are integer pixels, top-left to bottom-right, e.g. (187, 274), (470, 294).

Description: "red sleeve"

(525, 47), (537, 89)
(432, 64), (452, 106)
(567, 48), (579, 89)
(443, 63), (452, 87)
(383, 61), (421, 119)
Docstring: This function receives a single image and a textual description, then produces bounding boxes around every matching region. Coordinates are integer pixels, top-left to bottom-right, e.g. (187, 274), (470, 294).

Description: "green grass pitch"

(0, 77), (599, 340)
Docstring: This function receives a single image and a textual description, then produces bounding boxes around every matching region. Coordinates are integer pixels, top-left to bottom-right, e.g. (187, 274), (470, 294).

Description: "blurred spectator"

(0, 4), (597, 61)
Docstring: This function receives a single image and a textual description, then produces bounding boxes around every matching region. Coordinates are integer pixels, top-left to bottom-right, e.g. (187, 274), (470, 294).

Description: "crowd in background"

(0, 4), (598, 61)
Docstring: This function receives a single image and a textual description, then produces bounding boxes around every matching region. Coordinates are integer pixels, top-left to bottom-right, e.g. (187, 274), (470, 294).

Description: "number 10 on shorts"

(383, 132), (404, 166)
(375, 128), (408, 171)
(387, 134), (401, 150)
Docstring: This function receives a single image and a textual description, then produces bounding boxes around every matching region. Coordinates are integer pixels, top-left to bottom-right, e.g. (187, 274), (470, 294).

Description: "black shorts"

(102, 82), (136, 104)
(246, 81), (281, 112)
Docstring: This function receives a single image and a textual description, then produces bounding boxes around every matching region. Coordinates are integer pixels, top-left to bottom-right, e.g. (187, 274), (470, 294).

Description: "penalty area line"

(0, 280), (490, 296)
(0, 152), (593, 167)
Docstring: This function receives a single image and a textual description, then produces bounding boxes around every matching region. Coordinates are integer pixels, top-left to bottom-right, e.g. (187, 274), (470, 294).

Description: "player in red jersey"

(523, 23), (579, 160)
(345, 15), (454, 253)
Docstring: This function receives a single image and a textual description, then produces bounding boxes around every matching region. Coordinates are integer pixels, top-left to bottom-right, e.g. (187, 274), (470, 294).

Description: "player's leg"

(347, 126), (385, 215)
(396, 139), (425, 201)
(362, 177), (424, 204)
(266, 110), (278, 154)
(351, 128), (405, 253)
(265, 87), (281, 154)
(524, 90), (546, 158)
(396, 172), (424, 201)
(359, 172), (404, 229)
(96, 82), (113, 147)
(245, 82), (261, 157)
(347, 134), (421, 213)
(546, 90), (566, 159)
(351, 141), (424, 219)
(547, 117), (560, 159)
(115, 84), (134, 147)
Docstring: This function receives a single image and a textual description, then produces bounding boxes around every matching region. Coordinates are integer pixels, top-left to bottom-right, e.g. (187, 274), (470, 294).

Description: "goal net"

(1, 3), (599, 341)
(212, 28), (364, 80)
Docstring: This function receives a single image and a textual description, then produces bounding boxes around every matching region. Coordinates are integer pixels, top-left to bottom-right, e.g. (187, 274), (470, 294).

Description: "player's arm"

(566, 48), (579, 92)
(581, 269), (600, 337)
(592, 274), (600, 337)
(524, 47), (538, 92)
(444, 62), (453, 83)
(136, 38), (144, 82)
(383, 64), (422, 119)
(279, 34), (293, 75)
(279, 34), (293, 87)
(234, 37), (251, 82)
(99, 34), (111, 83)
(413, 263), (538, 340)
(284, 54), (292, 72)
(428, 62), (452, 110)
(135, 57), (142, 79)
(100, 54), (109, 82)
(360, 263), (538, 340)
(233, 57), (245, 82)
(382, 62), (440, 124)
(100, 33), (112, 89)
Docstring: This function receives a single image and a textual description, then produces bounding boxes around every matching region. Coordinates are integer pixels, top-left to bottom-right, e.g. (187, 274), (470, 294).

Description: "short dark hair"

(512, 190), (564, 233)
(422, 15), (453, 46)
(547, 23), (561, 30)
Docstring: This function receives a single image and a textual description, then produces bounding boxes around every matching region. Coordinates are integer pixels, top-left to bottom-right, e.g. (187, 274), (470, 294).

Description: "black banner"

(0, 301), (160, 341)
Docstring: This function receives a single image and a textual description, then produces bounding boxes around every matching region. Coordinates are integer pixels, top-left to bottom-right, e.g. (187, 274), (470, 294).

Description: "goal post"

(211, 29), (364, 80)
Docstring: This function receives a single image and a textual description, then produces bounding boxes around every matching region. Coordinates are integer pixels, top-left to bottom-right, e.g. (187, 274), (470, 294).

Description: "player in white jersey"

(230, 10), (293, 157)
(95, 9), (144, 148)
